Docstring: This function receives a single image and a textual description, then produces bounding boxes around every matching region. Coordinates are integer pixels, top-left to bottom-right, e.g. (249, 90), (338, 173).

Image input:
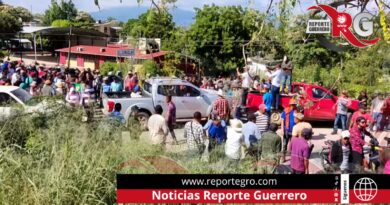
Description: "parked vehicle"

(246, 82), (360, 122)
(0, 86), (56, 121)
(102, 77), (231, 128)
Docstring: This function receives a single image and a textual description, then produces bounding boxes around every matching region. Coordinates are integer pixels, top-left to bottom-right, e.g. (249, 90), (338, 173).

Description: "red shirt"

(351, 111), (372, 126)
(213, 97), (230, 119)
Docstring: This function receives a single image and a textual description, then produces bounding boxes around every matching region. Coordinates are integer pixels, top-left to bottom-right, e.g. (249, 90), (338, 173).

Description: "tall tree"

(0, 4), (33, 34)
(0, 12), (22, 34)
(186, 5), (260, 73)
(43, 0), (77, 25)
(123, 9), (175, 40)
(72, 11), (96, 29)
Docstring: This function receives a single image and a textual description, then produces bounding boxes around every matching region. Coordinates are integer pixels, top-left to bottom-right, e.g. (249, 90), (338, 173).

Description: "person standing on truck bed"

(331, 91), (352, 135)
(166, 95), (179, 145)
(281, 56), (293, 95)
(262, 85), (273, 117)
(269, 64), (283, 110)
(236, 66), (253, 107)
(281, 99), (298, 162)
(371, 93), (385, 132)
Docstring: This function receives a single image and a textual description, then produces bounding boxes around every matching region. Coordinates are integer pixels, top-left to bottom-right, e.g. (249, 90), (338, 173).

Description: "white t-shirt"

(270, 69), (283, 87)
(241, 72), (252, 88)
(225, 127), (244, 160)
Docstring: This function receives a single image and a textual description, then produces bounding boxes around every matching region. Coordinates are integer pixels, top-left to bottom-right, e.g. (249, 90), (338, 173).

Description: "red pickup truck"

(246, 82), (360, 121)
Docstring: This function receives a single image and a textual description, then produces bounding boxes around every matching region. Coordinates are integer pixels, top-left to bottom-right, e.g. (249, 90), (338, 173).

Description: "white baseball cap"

(341, 130), (350, 138)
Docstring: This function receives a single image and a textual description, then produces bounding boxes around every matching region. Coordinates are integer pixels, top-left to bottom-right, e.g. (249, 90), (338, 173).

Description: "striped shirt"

(255, 111), (269, 133)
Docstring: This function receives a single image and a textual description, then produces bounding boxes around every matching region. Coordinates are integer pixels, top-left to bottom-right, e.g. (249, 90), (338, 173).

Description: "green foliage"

(99, 61), (133, 76)
(43, 0), (77, 26)
(0, 12), (22, 34)
(123, 9), (175, 40)
(51, 19), (71, 27)
(187, 5), (260, 74)
(0, 4), (33, 34)
(0, 105), (139, 204)
(140, 60), (159, 78)
(72, 11), (96, 30)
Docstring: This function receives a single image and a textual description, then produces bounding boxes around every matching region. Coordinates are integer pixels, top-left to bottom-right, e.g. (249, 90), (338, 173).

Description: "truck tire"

(136, 111), (150, 131)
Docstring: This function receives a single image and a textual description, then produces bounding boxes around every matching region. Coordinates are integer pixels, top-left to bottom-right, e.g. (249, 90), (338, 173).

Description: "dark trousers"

(241, 88), (249, 106)
(333, 113), (347, 132)
(283, 133), (292, 154)
(292, 169), (305, 174)
(352, 151), (363, 173)
(271, 86), (280, 109)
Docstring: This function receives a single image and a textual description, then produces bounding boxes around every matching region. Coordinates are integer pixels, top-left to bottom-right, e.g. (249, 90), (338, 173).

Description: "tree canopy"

(122, 9), (175, 39)
(0, 4), (33, 34)
(43, 0), (77, 25)
(186, 5), (261, 73)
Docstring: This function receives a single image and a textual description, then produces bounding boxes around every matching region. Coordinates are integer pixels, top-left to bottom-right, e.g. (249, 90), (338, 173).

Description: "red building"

(56, 44), (168, 70)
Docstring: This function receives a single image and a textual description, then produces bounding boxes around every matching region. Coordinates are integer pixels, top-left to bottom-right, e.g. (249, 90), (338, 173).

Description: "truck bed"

(247, 91), (293, 112)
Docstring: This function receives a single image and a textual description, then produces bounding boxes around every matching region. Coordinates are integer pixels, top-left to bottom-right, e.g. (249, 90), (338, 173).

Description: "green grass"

(0, 102), (258, 204)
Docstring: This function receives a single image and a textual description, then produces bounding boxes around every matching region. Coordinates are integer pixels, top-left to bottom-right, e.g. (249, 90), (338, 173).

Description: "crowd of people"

(1, 58), (390, 174)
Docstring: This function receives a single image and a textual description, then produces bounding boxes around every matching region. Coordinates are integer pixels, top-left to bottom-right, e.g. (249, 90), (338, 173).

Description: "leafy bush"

(0, 104), (143, 204)
(99, 61), (133, 76)
(51, 19), (71, 27)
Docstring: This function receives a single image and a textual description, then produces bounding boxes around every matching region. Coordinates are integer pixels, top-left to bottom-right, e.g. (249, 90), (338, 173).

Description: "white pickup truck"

(0, 86), (53, 121)
(102, 77), (231, 127)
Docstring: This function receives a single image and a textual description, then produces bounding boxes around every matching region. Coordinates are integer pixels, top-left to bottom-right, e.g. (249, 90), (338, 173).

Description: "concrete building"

(56, 44), (167, 70)
(94, 20), (123, 42)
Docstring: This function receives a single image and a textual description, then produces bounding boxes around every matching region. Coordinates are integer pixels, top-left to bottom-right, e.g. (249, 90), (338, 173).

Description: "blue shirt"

(204, 120), (227, 144)
(263, 92), (273, 112)
(242, 121), (261, 148)
(110, 82), (122, 92)
(102, 83), (111, 93)
(110, 111), (125, 124)
(281, 110), (296, 134)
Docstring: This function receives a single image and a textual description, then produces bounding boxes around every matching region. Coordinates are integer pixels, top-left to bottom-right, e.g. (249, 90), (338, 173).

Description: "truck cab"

(247, 82), (360, 122)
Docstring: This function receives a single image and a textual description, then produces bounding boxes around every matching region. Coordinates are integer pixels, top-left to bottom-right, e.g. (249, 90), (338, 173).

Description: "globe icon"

(353, 177), (378, 202)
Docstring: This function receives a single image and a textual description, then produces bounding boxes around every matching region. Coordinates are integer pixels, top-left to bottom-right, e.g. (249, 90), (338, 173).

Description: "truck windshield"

(11, 88), (33, 103)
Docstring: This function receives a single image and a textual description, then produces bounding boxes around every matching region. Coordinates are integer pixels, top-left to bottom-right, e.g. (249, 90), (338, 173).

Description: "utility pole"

(67, 26), (72, 68)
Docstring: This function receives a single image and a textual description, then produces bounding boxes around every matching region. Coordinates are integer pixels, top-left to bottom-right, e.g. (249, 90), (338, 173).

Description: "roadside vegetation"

(0, 99), (258, 204)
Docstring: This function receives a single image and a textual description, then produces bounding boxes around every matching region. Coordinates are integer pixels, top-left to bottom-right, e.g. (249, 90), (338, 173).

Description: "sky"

(4, 0), (301, 14)
(2, 0), (380, 15)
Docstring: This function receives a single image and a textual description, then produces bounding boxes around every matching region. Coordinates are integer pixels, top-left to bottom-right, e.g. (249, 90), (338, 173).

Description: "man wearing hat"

(290, 128), (313, 174)
(213, 89), (230, 122)
(281, 98), (299, 162)
(225, 119), (244, 161)
(255, 104), (269, 134)
(331, 90), (351, 135)
(124, 71), (133, 91)
(41, 80), (55, 96)
(292, 113), (312, 138)
(329, 130), (353, 173)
